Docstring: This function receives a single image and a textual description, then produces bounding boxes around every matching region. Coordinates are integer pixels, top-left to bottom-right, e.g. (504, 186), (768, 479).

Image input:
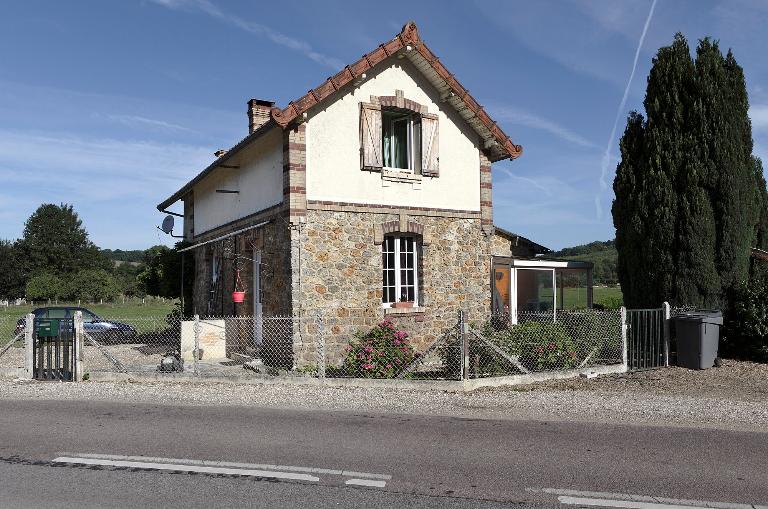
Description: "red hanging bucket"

(232, 269), (246, 303)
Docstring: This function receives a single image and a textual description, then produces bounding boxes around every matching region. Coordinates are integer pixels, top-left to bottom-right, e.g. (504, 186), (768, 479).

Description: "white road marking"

(52, 456), (320, 482)
(58, 453), (391, 480)
(559, 496), (710, 509)
(345, 478), (387, 488)
(535, 488), (768, 509)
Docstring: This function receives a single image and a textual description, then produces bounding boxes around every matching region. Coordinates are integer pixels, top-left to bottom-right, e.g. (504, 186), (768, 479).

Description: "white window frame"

(509, 267), (556, 324)
(383, 111), (415, 172)
(382, 235), (419, 307)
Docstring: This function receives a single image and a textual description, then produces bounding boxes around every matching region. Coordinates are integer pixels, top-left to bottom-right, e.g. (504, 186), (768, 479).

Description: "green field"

(536, 286), (624, 310)
(593, 286), (623, 308)
(0, 300), (178, 342)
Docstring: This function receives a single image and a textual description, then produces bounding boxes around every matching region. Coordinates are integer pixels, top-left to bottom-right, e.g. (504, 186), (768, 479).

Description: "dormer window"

(360, 97), (439, 177)
(382, 110), (420, 172)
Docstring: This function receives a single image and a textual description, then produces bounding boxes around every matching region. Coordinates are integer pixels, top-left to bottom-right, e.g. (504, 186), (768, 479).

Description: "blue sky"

(1, 0), (767, 251)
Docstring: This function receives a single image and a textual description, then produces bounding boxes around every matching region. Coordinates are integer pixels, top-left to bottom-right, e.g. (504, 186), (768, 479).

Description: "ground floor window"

(382, 235), (419, 305)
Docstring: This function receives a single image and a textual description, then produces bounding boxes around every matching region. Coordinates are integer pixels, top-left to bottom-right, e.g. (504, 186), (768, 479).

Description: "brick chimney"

(248, 99), (275, 133)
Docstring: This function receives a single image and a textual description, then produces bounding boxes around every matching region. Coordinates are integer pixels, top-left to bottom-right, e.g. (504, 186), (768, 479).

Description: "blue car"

(16, 307), (137, 342)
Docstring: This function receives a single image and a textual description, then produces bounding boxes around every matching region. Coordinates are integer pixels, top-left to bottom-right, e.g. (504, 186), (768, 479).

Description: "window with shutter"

(360, 97), (438, 178)
(420, 113), (439, 177)
(360, 103), (383, 170)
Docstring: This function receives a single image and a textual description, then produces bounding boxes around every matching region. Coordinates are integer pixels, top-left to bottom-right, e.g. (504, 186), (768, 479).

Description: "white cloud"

(490, 105), (599, 149)
(106, 114), (197, 134)
(149, 0), (344, 70)
(475, 1), (640, 88)
(497, 167), (552, 195)
(0, 129), (211, 201)
(596, 0), (657, 220)
(751, 104), (768, 131)
(0, 129), (213, 245)
(570, 0), (655, 40)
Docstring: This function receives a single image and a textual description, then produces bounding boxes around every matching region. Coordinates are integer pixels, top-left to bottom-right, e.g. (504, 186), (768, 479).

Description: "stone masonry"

(293, 208), (492, 367)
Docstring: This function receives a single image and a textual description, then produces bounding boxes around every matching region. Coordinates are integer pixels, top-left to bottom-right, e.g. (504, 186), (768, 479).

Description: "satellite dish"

(161, 215), (175, 234)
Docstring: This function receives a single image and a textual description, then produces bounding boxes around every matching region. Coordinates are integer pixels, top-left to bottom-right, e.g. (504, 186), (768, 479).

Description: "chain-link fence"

(0, 316), (25, 373)
(4, 307), (632, 383)
(321, 315), (464, 381)
(75, 314), (305, 378)
(465, 310), (623, 378)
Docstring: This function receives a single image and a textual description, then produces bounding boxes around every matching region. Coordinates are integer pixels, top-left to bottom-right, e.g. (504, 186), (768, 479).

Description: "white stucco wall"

(193, 127), (283, 235)
(305, 60), (481, 211)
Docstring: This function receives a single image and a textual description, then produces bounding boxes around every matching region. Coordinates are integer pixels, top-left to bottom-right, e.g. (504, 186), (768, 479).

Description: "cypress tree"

(612, 112), (647, 307)
(613, 34), (694, 308)
(613, 34), (764, 308)
(750, 157), (768, 281)
(694, 41), (757, 300)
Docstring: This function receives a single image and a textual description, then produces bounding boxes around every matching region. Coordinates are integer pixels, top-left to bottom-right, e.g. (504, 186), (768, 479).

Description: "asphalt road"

(0, 399), (766, 508)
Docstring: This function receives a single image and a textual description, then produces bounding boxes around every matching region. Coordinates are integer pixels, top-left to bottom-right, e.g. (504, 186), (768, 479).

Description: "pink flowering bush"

(343, 319), (417, 378)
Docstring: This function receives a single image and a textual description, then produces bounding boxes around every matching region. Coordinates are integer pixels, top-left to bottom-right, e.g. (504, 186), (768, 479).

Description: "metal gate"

(626, 308), (665, 370)
(33, 318), (77, 381)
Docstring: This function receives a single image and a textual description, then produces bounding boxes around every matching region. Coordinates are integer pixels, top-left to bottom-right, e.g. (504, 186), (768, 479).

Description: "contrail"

(595, 0), (658, 219)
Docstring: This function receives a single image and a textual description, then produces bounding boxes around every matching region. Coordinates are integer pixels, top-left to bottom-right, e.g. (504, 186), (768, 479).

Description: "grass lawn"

(0, 300), (178, 341)
(538, 286), (624, 310)
(593, 286), (623, 308)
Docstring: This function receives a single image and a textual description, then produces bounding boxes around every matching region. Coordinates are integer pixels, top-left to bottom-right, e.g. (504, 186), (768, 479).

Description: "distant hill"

(551, 240), (618, 285)
(100, 249), (146, 263)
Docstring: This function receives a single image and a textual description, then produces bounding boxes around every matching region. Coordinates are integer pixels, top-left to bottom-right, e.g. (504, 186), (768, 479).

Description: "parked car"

(15, 307), (137, 342)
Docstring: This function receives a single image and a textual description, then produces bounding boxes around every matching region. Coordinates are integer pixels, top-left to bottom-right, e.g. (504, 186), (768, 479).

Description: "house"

(157, 22), (592, 367)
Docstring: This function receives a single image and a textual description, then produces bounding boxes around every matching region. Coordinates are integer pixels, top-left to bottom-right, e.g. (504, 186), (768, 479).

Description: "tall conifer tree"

(613, 34), (764, 307)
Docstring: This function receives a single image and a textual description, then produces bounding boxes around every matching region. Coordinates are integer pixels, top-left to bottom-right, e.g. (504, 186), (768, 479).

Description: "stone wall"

(191, 216), (292, 318)
(491, 232), (514, 258)
(491, 231), (539, 258)
(295, 208), (491, 366)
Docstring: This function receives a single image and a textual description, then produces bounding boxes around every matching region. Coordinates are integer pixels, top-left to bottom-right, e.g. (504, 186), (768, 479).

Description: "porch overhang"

(493, 256), (594, 270)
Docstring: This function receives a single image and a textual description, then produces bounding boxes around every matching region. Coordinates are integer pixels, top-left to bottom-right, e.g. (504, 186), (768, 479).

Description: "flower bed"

(341, 319), (417, 378)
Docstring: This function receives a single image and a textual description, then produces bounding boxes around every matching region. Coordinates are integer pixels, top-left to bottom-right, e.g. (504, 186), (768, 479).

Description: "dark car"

(15, 307), (137, 342)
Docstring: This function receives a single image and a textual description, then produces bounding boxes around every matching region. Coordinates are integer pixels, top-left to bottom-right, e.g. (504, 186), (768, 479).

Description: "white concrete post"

(316, 310), (325, 380)
(662, 301), (671, 367)
(193, 314), (200, 377)
(24, 313), (34, 379)
(620, 306), (628, 372)
(74, 311), (84, 381)
(460, 310), (469, 381)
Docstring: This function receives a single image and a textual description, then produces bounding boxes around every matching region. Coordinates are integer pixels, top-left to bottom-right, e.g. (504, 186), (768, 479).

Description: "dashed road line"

(532, 488), (768, 509)
(54, 453), (389, 488)
(58, 453), (390, 480)
(52, 456), (320, 481)
(558, 495), (710, 509)
(345, 478), (388, 488)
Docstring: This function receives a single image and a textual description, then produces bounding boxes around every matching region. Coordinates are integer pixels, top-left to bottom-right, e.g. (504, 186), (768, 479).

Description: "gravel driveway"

(521, 359), (768, 402)
(2, 359), (767, 433)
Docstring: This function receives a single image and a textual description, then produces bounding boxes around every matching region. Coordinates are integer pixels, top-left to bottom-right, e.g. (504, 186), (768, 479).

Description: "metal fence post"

(193, 314), (200, 377)
(459, 310), (468, 381)
(24, 313), (34, 379)
(620, 306), (628, 372)
(662, 301), (671, 367)
(74, 311), (84, 381)
(316, 310), (325, 380)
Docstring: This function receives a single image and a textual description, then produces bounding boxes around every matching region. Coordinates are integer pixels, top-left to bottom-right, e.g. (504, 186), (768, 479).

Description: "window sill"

(381, 169), (422, 189)
(384, 306), (426, 315)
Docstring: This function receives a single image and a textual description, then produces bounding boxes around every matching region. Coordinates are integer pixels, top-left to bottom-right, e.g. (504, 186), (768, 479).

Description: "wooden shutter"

(420, 113), (439, 177)
(360, 102), (382, 170)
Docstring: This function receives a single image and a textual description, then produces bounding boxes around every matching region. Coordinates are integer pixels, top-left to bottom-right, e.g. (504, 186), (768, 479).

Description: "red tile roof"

(270, 21), (522, 162)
